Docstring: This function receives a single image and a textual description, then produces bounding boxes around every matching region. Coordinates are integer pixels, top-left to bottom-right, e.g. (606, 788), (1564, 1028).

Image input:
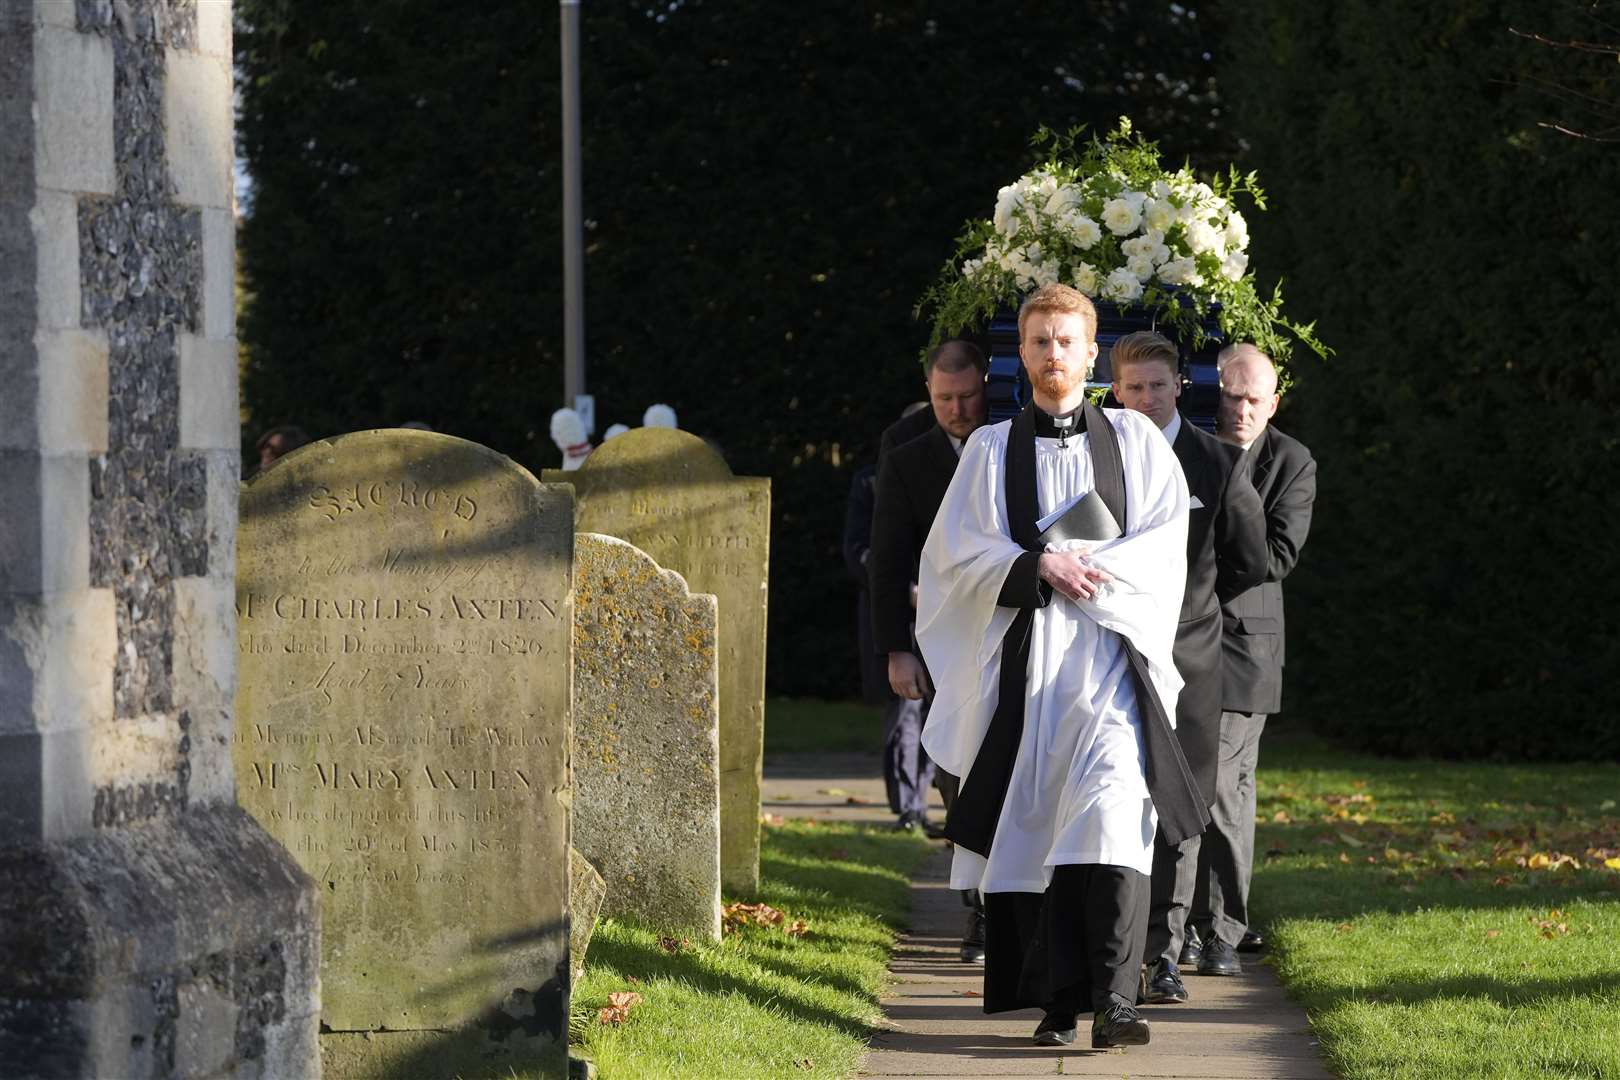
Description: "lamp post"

(560, 0), (591, 431)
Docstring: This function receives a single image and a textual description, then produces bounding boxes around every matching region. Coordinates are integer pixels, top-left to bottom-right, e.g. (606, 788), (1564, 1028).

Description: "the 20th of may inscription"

(234, 430), (574, 1038)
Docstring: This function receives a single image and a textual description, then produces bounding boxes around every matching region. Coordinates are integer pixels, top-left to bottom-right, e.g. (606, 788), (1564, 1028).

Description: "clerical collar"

(1161, 409), (1183, 444)
(1031, 405), (1082, 446)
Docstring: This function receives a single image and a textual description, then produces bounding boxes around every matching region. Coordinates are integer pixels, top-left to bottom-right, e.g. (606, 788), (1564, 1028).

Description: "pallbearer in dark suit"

(1189, 343), (1317, 978)
(869, 341), (990, 960)
(1109, 332), (1266, 1006)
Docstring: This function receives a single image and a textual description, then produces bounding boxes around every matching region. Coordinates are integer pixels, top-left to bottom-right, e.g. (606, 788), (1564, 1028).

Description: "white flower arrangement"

(917, 119), (1327, 376)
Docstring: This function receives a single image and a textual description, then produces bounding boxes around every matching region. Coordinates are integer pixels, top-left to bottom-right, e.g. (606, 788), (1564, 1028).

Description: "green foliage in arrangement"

(568, 818), (930, 1079)
(916, 120), (1328, 383)
(1255, 732), (1620, 1079)
(233, 0), (1234, 699)
(1217, 1), (1620, 758)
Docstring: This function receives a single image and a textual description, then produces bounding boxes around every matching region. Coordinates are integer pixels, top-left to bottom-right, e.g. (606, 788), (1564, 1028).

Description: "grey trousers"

(1143, 829), (1200, 967)
(1192, 710), (1267, 948)
(881, 694), (934, 816)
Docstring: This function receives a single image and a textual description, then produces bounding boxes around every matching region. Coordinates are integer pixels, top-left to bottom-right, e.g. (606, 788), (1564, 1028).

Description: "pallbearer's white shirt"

(917, 408), (1189, 893)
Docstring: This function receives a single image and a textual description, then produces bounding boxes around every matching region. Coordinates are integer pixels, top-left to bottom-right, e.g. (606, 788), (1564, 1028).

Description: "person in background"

(1108, 331), (1265, 1007)
(253, 425), (310, 476)
(1186, 343), (1317, 977)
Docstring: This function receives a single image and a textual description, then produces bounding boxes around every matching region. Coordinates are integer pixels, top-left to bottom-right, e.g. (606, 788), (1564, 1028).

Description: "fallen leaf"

(1606, 857), (1620, 871)
(958, 989), (982, 997)
(657, 936), (690, 954)
(1335, 922), (1354, 933)
(760, 813), (785, 827)
(844, 796), (875, 806)
(785, 919), (810, 937)
(795, 1060), (815, 1071)
(817, 788), (849, 797)
(1272, 810), (1292, 823)
(1338, 852), (1351, 863)
(1601, 799), (1616, 811)
(1337, 830), (1365, 848)
(1527, 853), (1551, 870)
(626, 975), (641, 986)
(1485, 929), (1501, 939)
(598, 990), (643, 1026)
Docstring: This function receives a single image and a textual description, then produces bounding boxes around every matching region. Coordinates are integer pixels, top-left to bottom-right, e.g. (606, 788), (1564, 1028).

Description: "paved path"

(763, 753), (1334, 1080)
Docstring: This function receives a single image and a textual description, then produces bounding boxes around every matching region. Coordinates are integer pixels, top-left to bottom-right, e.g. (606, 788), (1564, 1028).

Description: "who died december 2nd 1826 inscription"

(234, 430), (574, 1055)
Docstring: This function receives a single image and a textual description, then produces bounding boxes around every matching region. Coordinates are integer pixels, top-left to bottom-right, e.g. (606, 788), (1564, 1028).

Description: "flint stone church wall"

(0, 3), (320, 1077)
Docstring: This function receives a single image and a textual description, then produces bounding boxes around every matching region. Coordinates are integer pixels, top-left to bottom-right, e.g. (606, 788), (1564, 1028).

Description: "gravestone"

(545, 429), (770, 892)
(235, 429), (574, 1078)
(574, 533), (721, 938)
(569, 847), (607, 980)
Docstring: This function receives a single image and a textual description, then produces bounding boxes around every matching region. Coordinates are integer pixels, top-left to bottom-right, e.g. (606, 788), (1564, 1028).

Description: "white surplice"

(917, 408), (1188, 893)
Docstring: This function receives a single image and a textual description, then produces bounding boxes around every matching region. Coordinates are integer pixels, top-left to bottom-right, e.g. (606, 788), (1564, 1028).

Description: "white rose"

(1151, 179), (1173, 200)
(1035, 260), (1061, 288)
(1125, 254), (1156, 282)
(1043, 184), (1081, 218)
(1184, 219), (1222, 255)
(1101, 197), (1142, 236)
(1158, 256), (1203, 286)
(1122, 228), (1169, 265)
(1071, 262), (1100, 295)
(1143, 198), (1177, 234)
(993, 185), (1023, 237)
(1102, 267), (1144, 302)
(1224, 210), (1249, 251)
(1220, 250), (1250, 281)
(1068, 214), (1102, 249)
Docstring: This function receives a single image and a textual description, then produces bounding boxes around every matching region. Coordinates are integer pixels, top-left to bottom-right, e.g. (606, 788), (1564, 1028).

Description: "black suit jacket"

(869, 425), (960, 656)
(878, 407), (936, 464)
(1220, 424), (1317, 714)
(1169, 417), (1267, 803)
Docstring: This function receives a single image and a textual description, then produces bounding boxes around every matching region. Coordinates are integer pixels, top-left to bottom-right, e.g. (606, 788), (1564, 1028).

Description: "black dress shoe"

(1178, 928), (1203, 968)
(1138, 959), (1189, 1005)
(1091, 1001), (1150, 1048)
(1198, 936), (1242, 976)
(894, 811), (922, 832)
(1238, 929), (1265, 953)
(1033, 1009), (1077, 1046)
(959, 909), (986, 964)
(922, 817), (949, 840)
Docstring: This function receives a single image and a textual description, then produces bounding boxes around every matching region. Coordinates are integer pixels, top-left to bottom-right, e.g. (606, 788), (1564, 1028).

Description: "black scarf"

(944, 403), (1209, 857)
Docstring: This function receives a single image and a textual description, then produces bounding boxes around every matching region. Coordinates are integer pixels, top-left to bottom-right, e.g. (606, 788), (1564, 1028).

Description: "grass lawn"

(764, 697), (884, 755)
(570, 816), (931, 1078)
(1254, 727), (1620, 1080)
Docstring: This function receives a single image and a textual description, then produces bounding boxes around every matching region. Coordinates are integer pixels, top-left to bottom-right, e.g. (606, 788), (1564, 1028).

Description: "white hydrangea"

(1101, 196), (1143, 236)
(1101, 266), (1144, 302)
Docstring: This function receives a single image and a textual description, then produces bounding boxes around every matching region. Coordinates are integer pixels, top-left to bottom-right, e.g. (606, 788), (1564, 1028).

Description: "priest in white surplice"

(917, 284), (1207, 1050)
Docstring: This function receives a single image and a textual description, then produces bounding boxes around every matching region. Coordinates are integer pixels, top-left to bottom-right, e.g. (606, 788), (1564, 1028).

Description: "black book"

(1036, 490), (1122, 545)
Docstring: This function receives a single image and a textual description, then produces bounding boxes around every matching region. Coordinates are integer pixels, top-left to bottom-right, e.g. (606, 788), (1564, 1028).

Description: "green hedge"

(1217, 2), (1620, 758)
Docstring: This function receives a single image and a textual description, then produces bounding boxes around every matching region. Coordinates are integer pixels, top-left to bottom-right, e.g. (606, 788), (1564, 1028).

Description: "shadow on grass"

(582, 930), (872, 1038)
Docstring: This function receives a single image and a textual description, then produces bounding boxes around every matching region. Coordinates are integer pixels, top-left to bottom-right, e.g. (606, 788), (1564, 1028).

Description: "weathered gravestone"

(545, 429), (769, 893)
(574, 533), (721, 939)
(235, 429), (574, 1078)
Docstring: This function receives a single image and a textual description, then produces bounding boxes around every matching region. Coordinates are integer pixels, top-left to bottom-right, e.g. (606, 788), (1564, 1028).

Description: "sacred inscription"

(545, 427), (769, 893)
(235, 430), (573, 1039)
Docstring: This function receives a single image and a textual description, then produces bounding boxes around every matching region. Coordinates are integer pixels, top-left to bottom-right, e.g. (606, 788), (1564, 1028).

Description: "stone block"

(172, 573), (238, 805)
(178, 332), (238, 450)
(569, 846), (606, 981)
(175, 980), (238, 1077)
(35, 326), (108, 453)
(163, 48), (233, 209)
(235, 430), (573, 1074)
(0, 587), (115, 739)
(0, 449), (91, 597)
(573, 533), (721, 938)
(0, 805), (320, 1076)
(196, 0), (232, 58)
(200, 206), (235, 339)
(0, 725), (96, 842)
(546, 428), (770, 892)
(30, 188), (81, 331)
(32, 25), (114, 196)
(33, 1), (79, 29)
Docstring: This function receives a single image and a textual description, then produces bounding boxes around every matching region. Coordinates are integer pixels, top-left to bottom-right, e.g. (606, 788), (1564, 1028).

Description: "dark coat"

(878, 406), (936, 463)
(1170, 417), (1267, 804)
(869, 424), (960, 657)
(842, 465), (889, 705)
(1220, 424), (1318, 714)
